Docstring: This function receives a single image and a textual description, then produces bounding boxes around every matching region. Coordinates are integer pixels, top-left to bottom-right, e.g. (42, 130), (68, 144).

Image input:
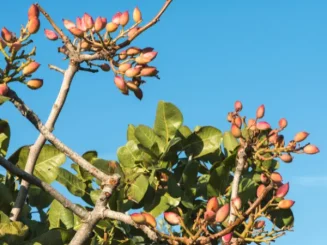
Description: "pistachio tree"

(0, 2), (320, 245)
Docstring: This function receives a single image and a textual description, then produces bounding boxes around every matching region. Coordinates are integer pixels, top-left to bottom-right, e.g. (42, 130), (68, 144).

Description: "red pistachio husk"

(303, 144), (319, 154)
(114, 76), (128, 95)
(222, 232), (233, 243)
(28, 4), (39, 20)
(126, 47), (141, 55)
(234, 116), (242, 128)
(204, 210), (216, 222)
(135, 56), (151, 65)
(112, 12), (122, 25)
(294, 132), (309, 143)
(234, 100), (242, 112)
(94, 17), (105, 32)
(83, 13), (94, 30)
(23, 62), (40, 75)
(100, 63), (110, 72)
(27, 17), (40, 34)
(68, 27), (84, 38)
(26, 79), (43, 90)
(279, 118), (288, 129)
(164, 212), (180, 225)
(271, 172), (283, 183)
(256, 184), (266, 197)
(125, 67), (141, 77)
(133, 7), (142, 22)
(0, 83), (9, 96)
(256, 121), (271, 130)
(279, 154), (293, 163)
(232, 197), (242, 210)
(0, 38), (6, 48)
(76, 17), (87, 31)
(1, 28), (13, 42)
(260, 173), (269, 184)
(247, 118), (256, 130)
(231, 124), (242, 138)
(141, 51), (158, 61)
(206, 197), (219, 212)
(119, 50), (127, 60)
(140, 67), (158, 76)
(10, 42), (22, 52)
(215, 204), (230, 223)
(278, 200), (295, 209)
(254, 220), (265, 229)
(256, 104), (265, 119)
(106, 22), (118, 33)
(276, 182), (289, 198)
(141, 212), (156, 228)
(130, 213), (146, 224)
(44, 29), (58, 40)
(63, 19), (76, 29)
(120, 11), (129, 26)
(119, 63), (132, 73)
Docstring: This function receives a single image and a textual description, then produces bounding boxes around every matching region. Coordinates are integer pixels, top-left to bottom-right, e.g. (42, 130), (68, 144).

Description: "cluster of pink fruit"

(228, 101), (319, 161)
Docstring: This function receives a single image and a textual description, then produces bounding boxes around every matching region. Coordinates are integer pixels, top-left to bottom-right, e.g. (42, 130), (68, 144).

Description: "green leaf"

(238, 177), (257, 205)
(48, 200), (75, 229)
(182, 160), (199, 188)
(127, 124), (139, 143)
(56, 168), (86, 197)
(147, 194), (171, 217)
(154, 101), (183, 142)
(9, 144), (66, 183)
(0, 221), (28, 244)
(126, 174), (149, 203)
(0, 120), (10, 157)
(71, 151), (98, 181)
(185, 126), (222, 158)
(0, 96), (9, 105)
(0, 183), (13, 213)
(23, 228), (74, 245)
(28, 185), (54, 209)
(268, 209), (294, 229)
(223, 131), (239, 156)
(0, 211), (10, 223)
(20, 219), (48, 241)
(135, 125), (165, 153)
(178, 125), (192, 139)
(208, 153), (236, 197)
(117, 141), (141, 168)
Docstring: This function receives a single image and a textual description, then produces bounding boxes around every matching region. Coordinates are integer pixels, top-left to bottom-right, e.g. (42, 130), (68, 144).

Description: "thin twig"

(48, 64), (65, 74)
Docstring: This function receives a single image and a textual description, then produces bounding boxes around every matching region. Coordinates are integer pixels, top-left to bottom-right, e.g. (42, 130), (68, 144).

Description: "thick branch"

(69, 174), (120, 245)
(229, 145), (247, 223)
(8, 90), (110, 182)
(10, 63), (78, 221)
(0, 156), (89, 219)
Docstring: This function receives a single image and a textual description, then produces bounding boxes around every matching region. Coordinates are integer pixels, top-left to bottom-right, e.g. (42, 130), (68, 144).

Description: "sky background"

(1, 0), (327, 244)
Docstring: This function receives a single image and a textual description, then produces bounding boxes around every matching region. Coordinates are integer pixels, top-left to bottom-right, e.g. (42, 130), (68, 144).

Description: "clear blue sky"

(1, 0), (326, 244)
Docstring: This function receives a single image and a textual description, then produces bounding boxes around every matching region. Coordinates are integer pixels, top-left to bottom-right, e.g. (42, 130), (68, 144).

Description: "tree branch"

(0, 156), (89, 219)
(7, 90), (110, 182)
(48, 64), (65, 74)
(229, 145), (247, 223)
(10, 63), (78, 221)
(69, 174), (120, 245)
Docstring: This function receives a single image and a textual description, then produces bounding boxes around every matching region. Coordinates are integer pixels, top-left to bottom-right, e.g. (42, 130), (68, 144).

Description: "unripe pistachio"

(26, 79), (43, 90)
(119, 50), (127, 60)
(63, 19), (76, 29)
(126, 47), (141, 55)
(134, 87), (143, 100)
(28, 4), (39, 20)
(141, 212), (156, 228)
(135, 56), (151, 65)
(131, 213), (146, 224)
(279, 118), (287, 129)
(100, 63), (110, 72)
(206, 197), (219, 212)
(271, 172), (283, 183)
(276, 182), (289, 198)
(128, 27), (139, 38)
(1, 28), (13, 42)
(0, 83), (9, 96)
(215, 204), (230, 223)
(164, 212), (180, 225)
(254, 220), (265, 229)
(27, 17), (40, 34)
(44, 29), (58, 40)
(133, 7), (142, 22)
(126, 81), (139, 92)
(303, 144), (319, 154)
(80, 40), (91, 50)
(234, 116), (242, 128)
(112, 12), (122, 25)
(125, 67), (141, 77)
(10, 42), (22, 52)
(120, 11), (129, 26)
(294, 132), (309, 143)
(141, 51), (158, 61)
(101, 17), (107, 27)
(256, 121), (271, 130)
(234, 100), (242, 112)
(256, 184), (266, 197)
(269, 131), (278, 144)
(68, 27), (84, 38)
(119, 63), (132, 72)
(204, 210), (216, 222)
(83, 13), (94, 30)
(279, 154), (293, 163)
(140, 67), (158, 76)
(23, 61), (40, 75)
(114, 76), (128, 95)
(106, 22), (118, 33)
(278, 200), (295, 209)
(256, 104), (265, 119)
(222, 232), (233, 243)
(232, 197), (242, 210)
(231, 124), (242, 138)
